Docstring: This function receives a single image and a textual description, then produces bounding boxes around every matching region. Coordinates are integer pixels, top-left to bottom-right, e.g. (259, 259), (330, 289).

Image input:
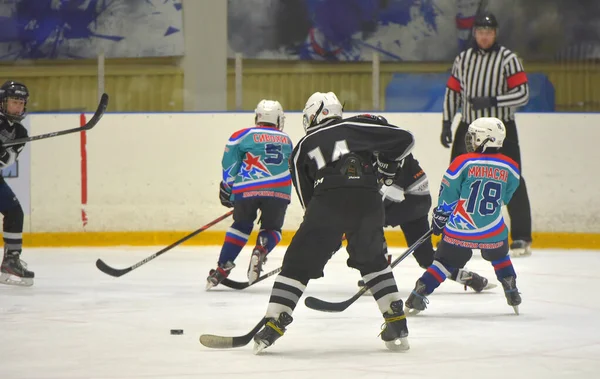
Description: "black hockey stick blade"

(219, 266), (282, 290)
(96, 210), (233, 277)
(304, 229), (433, 313)
(5, 93), (109, 147)
(95, 256), (138, 278)
(304, 285), (371, 313)
(200, 318), (266, 349)
(219, 234), (349, 289)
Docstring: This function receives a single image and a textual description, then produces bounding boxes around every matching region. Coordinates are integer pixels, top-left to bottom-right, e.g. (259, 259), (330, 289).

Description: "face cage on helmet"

(302, 113), (311, 129)
(1, 96), (27, 122)
(465, 131), (478, 153)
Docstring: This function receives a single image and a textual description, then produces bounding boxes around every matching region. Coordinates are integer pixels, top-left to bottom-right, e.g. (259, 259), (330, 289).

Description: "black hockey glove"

(469, 96), (498, 111)
(431, 206), (451, 236)
(440, 120), (453, 148)
(219, 181), (234, 208)
(376, 156), (401, 186)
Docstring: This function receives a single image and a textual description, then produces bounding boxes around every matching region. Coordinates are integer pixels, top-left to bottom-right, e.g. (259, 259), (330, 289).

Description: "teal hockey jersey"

(222, 126), (293, 202)
(437, 152), (520, 247)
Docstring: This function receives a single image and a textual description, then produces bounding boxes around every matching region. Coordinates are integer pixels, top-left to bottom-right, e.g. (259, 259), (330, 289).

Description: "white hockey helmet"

(302, 91), (343, 132)
(466, 117), (506, 153)
(255, 99), (285, 130)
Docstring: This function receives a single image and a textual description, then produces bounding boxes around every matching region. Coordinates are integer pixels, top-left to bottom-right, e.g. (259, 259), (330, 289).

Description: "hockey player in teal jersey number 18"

(405, 117), (522, 315)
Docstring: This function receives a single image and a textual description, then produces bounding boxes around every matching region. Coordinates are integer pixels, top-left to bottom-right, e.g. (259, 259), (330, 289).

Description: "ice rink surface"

(1, 246), (599, 379)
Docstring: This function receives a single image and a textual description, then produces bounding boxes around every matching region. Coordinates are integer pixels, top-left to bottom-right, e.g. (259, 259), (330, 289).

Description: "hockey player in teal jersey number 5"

(207, 100), (293, 289)
(405, 117), (523, 315)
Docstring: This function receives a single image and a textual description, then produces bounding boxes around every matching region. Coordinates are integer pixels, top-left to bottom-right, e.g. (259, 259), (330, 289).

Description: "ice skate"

(456, 268), (496, 292)
(380, 300), (410, 351)
(253, 312), (293, 354)
(404, 279), (429, 316)
(247, 240), (268, 284)
(500, 275), (521, 315)
(509, 240), (532, 258)
(0, 250), (34, 287)
(206, 261), (235, 290)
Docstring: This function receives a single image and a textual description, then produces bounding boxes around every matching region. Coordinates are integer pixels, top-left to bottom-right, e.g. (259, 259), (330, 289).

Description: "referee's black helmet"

(474, 13), (498, 29)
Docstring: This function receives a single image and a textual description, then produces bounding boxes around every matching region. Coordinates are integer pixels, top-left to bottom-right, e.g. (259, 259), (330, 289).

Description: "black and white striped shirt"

(443, 44), (529, 124)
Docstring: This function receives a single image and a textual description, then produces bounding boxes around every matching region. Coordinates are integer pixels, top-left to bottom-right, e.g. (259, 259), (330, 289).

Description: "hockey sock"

(361, 266), (402, 314)
(3, 205), (23, 256)
(420, 260), (453, 294)
(218, 221), (253, 265)
(265, 273), (308, 319)
(491, 255), (517, 280)
(3, 231), (22, 256)
(257, 229), (281, 253)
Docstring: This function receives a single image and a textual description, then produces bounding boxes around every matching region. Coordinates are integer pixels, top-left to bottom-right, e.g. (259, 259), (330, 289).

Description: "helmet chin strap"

(475, 138), (492, 153)
(308, 101), (325, 129)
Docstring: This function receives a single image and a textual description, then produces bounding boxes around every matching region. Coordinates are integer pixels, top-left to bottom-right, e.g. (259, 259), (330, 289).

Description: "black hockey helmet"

(474, 13), (498, 29)
(0, 80), (29, 122)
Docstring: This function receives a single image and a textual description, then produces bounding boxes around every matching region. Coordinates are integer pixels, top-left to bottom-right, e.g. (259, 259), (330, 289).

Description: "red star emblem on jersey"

(242, 152), (270, 174)
(453, 199), (475, 226)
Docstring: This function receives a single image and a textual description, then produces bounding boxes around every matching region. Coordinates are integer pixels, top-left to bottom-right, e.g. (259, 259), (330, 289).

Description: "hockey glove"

(440, 120), (453, 148)
(431, 206), (451, 236)
(219, 181), (234, 208)
(469, 96), (498, 111)
(376, 156), (401, 186)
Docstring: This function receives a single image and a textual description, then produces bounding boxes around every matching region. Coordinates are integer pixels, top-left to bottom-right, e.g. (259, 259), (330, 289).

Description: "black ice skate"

(247, 237), (268, 284)
(253, 312), (293, 354)
(0, 250), (34, 287)
(206, 261), (235, 290)
(509, 240), (532, 258)
(380, 300), (410, 351)
(404, 279), (429, 316)
(456, 268), (496, 292)
(500, 275), (521, 315)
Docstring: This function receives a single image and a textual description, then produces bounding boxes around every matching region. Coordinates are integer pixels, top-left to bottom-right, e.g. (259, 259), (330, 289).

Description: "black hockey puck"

(170, 329), (184, 335)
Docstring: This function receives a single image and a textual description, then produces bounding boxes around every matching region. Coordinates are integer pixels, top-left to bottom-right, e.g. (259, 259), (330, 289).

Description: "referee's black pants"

(450, 120), (532, 243)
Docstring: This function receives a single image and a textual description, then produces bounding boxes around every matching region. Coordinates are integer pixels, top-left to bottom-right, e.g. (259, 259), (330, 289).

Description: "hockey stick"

(219, 266), (282, 290)
(304, 229), (434, 313)
(95, 210), (234, 277)
(5, 93), (109, 147)
(219, 235), (349, 290)
(200, 317), (267, 349)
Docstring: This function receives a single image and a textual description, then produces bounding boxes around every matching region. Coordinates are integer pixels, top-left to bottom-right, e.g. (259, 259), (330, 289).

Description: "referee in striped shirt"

(441, 12), (532, 257)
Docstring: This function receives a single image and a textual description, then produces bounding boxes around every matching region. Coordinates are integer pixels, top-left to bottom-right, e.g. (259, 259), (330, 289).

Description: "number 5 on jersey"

(264, 143), (284, 165)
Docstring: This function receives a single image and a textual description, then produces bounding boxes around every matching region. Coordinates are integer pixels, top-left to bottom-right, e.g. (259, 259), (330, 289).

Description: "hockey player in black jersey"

(359, 144), (494, 293)
(253, 92), (414, 354)
(0, 81), (34, 286)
